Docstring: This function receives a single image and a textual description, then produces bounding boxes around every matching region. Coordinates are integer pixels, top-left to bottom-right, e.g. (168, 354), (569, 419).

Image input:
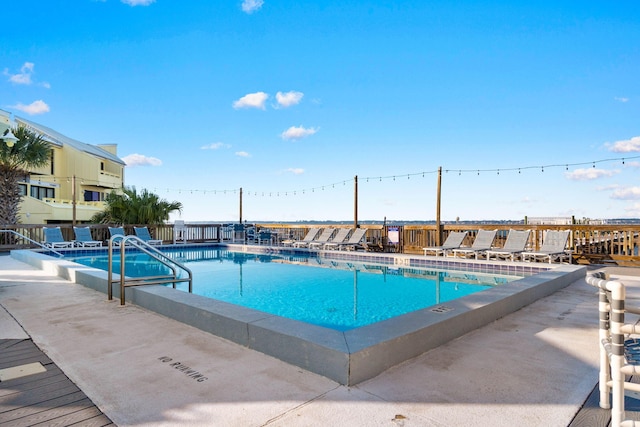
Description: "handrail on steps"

(107, 235), (193, 305)
(0, 229), (64, 258)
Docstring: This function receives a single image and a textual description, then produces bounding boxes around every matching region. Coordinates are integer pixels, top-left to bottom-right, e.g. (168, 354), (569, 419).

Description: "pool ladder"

(107, 235), (193, 305)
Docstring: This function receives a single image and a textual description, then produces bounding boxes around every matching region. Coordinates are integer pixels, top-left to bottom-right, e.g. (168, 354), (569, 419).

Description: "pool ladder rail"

(107, 235), (193, 305)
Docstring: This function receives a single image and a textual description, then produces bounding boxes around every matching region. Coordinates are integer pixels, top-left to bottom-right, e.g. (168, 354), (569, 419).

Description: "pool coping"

(11, 245), (586, 385)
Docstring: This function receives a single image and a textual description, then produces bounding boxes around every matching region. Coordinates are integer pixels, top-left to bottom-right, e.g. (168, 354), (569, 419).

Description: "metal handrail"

(107, 235), (193, 305)
(0, 229), (64, 258)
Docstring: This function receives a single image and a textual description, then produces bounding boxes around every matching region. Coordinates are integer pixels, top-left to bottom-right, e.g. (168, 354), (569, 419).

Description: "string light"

(83, 154), (636, 199)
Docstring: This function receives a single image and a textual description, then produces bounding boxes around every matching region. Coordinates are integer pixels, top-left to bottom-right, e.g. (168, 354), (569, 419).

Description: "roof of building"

(15, 116), (126, 166)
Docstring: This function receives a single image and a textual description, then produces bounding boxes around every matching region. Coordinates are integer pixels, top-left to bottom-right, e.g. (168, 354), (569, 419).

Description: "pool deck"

(1, 254), (639, 426)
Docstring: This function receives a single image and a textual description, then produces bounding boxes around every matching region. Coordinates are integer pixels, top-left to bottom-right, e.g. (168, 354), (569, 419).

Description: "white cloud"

(624, 202), (640, 216)
(615, 97), (629, 103)
(286, 168), (304, 175)
(201, 142), (230, 150)
(5, 62), (34, 85)
(11, 100), (50, 115)
(611, 186), (640, 200)
(280, 125), (319, 141)
(564, 168), (618, 181)
(606, 136), (640, 153)
(276, 91), (304, 108)
(242, 0), (264, 14)
(122, 153), (162, 167)
(4, 62), (49, 88)
(232, 92), (269, 110)
(235, 151), (250, 157)
(121, 0), (155, 6)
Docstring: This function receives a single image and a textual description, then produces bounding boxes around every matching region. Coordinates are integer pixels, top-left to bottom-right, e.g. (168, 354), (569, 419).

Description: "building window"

(100, 161), (104, 171)
(50, 150), (55, 175)
(18, 184), (27, 196)
(30, 186), (55, 200)
(84, 190), (101, 202)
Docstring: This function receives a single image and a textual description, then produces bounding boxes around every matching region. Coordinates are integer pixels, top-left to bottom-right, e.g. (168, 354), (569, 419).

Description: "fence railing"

(1, 222), (638, 265)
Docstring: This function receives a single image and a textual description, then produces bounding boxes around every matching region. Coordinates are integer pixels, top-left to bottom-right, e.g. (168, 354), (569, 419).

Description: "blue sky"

(1, 0), (639, 222)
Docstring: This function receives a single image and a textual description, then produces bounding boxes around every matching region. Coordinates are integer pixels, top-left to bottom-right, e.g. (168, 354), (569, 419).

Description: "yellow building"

(0, 110), (125, 224)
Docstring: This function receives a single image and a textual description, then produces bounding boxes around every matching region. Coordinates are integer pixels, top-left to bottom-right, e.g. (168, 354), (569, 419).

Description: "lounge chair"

(108, 226), (127, 245)
(586, 273), (640, 426)
(305, 228), (335, 249)
(485, 230), (531, 262)
(173, 220), (186, 244)
(256, 229), (274, 245)
(521, 230), (571, 263)
(422, 231), (467, 256)
(362, 241), (384, 252)
(451, 230), (497, 260)
(321, 228), (352, 250)
(283, 228), (321, 247)
(134, 226), (162, 245)
(338, 228), (368, 251)
(73, 226), (102, 247)
(43, 227), (73, 248)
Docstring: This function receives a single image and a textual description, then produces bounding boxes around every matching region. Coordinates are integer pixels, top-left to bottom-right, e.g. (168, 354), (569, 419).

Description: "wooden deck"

(0, 339), (114, 427)
(570, 380), (640, 426)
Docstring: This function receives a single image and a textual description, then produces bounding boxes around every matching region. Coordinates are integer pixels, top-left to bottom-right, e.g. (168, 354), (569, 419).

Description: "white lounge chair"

(321, 228), (351, 250)
(485, 230), (531, 262)
(338, 228), (368, 251)
(43, 227), (73, 248)
(423, 231), (467, 256)
(173, 220), (187, 244)
(287, 228), (321, 247)
(134, 226), (162, 245)
(305, 228), (336, 249)
(73, 226), (102, 247)
(283, 228), (321, 247)
(521, 230), (571, 263)
(452, 230), (497, 260)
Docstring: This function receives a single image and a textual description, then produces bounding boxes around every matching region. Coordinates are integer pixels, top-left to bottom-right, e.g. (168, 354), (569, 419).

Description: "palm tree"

(91, 186), (182, 225)
(0, 126), (51, 225)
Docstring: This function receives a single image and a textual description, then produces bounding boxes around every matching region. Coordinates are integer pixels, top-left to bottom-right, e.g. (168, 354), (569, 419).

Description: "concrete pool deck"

(0, 254), (636, 426)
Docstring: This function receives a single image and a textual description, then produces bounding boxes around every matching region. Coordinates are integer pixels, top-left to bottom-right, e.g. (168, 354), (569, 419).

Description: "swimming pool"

(13, 244), (586, 385)
(64, 248), (519, 331)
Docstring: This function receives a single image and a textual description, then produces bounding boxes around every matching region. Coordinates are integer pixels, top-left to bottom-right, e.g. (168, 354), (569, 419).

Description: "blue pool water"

(65, 247), (520, 331)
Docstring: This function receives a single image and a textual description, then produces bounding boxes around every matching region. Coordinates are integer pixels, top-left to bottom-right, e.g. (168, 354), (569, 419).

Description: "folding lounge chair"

(586, 273), (640, 427)
(43, 227), (73, 248)
(521, 230), (571, 264)
(108, 226), (127, 245)
(422, 231), (467, 256)
(306, 228), (336, 249)
(338, 228), (368, 251)
(173, 220), (187, 244)
(134, 226), (162, 245)
(452, 230), (497, 260)
(485, 230), (531, 262)
(256, 229), (274, 245)
(73, 226), (102, 247)
(283, 228), (321, 247)
(321, 228), (352, 250)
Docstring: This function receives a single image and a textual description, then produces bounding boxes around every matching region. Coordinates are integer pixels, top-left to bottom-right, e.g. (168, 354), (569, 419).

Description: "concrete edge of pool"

(10, 246), (586, 386)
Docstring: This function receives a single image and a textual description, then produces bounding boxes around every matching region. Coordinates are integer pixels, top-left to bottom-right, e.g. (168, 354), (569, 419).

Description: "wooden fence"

(1, 223), (639, 265)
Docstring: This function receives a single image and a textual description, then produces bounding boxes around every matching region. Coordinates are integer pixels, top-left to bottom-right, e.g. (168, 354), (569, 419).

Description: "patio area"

(0, 254), (637, 426)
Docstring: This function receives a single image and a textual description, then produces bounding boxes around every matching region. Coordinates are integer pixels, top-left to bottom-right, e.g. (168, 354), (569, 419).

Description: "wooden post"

(239, 187), (243, 224)
(72, 175), (76, 226)
(354, 175), (358, 229)
(436, 166), (442, 246)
